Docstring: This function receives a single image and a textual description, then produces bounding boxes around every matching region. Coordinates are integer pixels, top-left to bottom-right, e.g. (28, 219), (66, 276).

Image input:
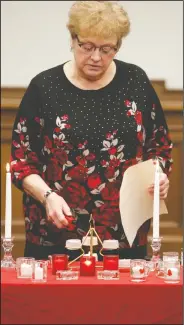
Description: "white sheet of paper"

(119, 159), (168, 247)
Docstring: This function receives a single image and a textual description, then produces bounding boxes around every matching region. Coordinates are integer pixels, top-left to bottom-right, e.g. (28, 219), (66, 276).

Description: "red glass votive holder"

(52, 254), (68, 275)
(80, 255), (96, 276)
(103, 255), (119, 270)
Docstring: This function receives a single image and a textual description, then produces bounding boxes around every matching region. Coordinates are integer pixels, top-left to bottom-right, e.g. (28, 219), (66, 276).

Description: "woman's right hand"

(45, 192), (71, 228)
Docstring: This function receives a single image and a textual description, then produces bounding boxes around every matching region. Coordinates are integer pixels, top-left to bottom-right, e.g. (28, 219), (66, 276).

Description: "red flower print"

(27, 152), (39, 163)
(108, 147), (117, 155)
(65, 124), (71, 129)
(54, 127), (61, 133)
(139, 268), (144, 274)
(109, 158), (120, 168)
(87, 174), (102, 189)
(29, 204), (42, 223)
(14, 147), (26, 159)
(100, 160), (108, 167)
(113, 130), (118, 135)
(137, 132), (143, 143)
(54, 138), (64, 147)
(126, 110), (132, 117)
(44, 136), (53, 149)
(86, 153), (96, 161)
(101, 182), (120, 201)
(60, 182), (91, 209)
(135, 111), (142, 125)
(78, 143), (84, 149)
(51, 149), (68, 165)
(46, 159), (62, 181)
(124, 100), (131, 107)
(67, 165), (88, 182)
(61, 114), (68, 121)
(167, 269), (172, 276)
(76, 156), (87, 166)
(104, 166), (115, 179)
(106, 133), (112, 140)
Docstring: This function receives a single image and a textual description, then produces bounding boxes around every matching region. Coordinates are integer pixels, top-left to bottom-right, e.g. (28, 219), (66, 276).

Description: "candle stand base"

(150, 237), (162, 271)
(1, 237), (16, 269)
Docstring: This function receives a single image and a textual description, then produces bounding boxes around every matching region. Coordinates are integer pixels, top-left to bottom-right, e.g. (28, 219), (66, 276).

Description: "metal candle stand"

(68, 214), (103, 266)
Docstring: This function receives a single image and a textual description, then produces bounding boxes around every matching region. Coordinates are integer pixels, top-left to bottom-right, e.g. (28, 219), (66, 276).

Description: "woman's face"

(71, 34), (118, 80)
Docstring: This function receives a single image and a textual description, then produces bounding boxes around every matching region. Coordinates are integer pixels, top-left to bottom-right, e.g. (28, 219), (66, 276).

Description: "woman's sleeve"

(143, 79), (173, 176)
(10, 79), (44, 190)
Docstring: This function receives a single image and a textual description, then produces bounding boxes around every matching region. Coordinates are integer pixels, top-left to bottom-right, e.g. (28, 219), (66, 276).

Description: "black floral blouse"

(10, 59), (173, 248)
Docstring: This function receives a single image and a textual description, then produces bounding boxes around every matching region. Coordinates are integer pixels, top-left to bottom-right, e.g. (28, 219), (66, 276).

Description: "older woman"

(11, 1), (172, 260)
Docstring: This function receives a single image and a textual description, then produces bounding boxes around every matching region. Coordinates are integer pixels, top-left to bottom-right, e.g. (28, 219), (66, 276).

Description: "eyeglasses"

(76, 36), (118, 56)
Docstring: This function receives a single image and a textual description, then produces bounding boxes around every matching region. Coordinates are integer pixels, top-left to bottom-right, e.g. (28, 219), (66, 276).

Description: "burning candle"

(20, 263), (32, 277)
(52, 254), (68, 275)
(5, 163), (12, 238)
(80, 255), (96, 276)
(103, 255), (119, 270)
(153, 159), (160, 238)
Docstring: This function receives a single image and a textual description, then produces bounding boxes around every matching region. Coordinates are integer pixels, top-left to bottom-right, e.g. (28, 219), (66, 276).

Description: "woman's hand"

(148, 173), (170, 199)
(45, 192), (72, 228)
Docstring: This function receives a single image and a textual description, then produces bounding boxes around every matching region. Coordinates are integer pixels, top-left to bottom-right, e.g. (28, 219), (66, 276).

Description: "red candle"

(52, 254), (68, 275)
(103, 255), (119, 270)
(80, 255), (96, 276)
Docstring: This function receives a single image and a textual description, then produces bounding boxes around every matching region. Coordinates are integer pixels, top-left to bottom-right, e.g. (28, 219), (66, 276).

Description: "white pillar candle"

(35, 266), (44, 280)
(153, 159), (160, 238)
(20, 263), (32, 277)
(132, 265), (144, 278)
(5, 163), (12, 238)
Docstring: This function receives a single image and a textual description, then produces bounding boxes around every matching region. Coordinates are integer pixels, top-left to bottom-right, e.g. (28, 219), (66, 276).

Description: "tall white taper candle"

(153, 159), (160, 238)
(5, 163), (12, 238)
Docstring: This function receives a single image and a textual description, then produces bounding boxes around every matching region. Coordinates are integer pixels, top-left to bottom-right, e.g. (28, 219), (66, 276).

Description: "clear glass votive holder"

(163, 252), (179, 262)
(163, 260), (180, 283)
(56, 270), (79, 280)
(32, 260), (47, 283)
(97, 270), (119, 280)
(16, 257), (35, 279)
(52, 254), (68, 275)
(130, 259), (146, 282)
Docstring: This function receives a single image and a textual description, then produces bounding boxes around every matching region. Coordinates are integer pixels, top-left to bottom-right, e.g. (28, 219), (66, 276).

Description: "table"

(1, 265), (183, 324)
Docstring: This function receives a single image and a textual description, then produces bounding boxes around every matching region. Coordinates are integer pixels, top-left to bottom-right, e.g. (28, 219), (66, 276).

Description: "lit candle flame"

(84, 260), (92, 266)
(6, 163), (10, 173)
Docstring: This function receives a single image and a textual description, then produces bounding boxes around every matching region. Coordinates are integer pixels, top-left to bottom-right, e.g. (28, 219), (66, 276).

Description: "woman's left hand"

(148, 173), (170, 199)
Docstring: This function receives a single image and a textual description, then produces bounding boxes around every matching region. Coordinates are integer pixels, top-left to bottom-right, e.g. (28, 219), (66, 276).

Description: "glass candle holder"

(80, 255), (96, 276)
(16, 257), (35, 279)
(32, 260), (47, 282)
(130, 259), (146, 282)
(97, 270), (119, 280)
(163, 260), (180, 284)
(103, 255), (119, 270)
(52, 254), (68, 275)
(56, 270), (79, 280)
(156, 259), (164, 278)
(163, 252), (179, 262)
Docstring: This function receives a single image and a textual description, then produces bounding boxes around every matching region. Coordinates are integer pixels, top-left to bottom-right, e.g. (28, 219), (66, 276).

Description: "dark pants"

(24, 241), (147, 260)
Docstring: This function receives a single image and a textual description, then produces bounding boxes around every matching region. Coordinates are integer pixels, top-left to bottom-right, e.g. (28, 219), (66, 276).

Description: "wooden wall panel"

(1, 81), (183, 259)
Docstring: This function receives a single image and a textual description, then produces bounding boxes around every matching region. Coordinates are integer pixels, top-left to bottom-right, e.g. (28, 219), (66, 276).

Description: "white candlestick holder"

(1, 236), (16, 269)
(150, 237), (163, 270)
